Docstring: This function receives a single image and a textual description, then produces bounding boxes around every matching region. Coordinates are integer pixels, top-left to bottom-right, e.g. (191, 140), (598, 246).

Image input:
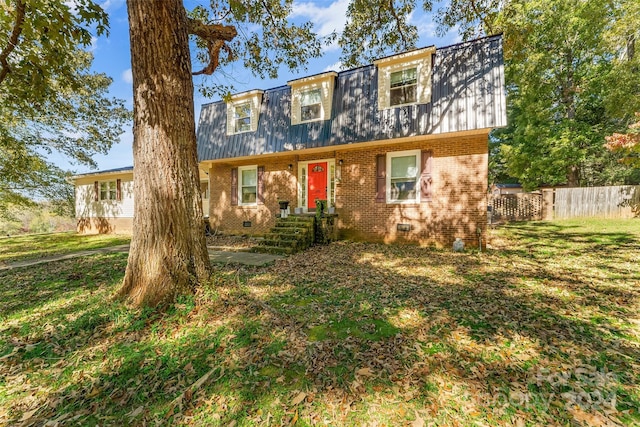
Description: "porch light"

(336, 159), (343, 182)
(288, 163), (293, 171)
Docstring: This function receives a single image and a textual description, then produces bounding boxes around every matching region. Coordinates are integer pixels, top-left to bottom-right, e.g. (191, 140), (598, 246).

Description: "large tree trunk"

(118, 0), (211, 307)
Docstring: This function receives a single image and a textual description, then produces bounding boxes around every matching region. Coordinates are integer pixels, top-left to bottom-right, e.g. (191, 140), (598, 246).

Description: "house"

(74, 34), (506, 247)
(197, 35), (506, 247)
(72, 166), (210, 234)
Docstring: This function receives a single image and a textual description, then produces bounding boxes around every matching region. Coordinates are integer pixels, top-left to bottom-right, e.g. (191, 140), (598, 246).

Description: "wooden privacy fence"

(555, 185), (640, 219)
(490, 193), (543, 223)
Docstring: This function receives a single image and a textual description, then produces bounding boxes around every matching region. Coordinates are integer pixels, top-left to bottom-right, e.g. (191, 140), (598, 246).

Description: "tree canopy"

(489, 0), (640, 189)
(0, 0), (129, 216)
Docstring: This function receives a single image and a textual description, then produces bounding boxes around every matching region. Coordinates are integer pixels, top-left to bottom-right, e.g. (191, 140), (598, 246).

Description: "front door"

(308, 162), (327, 209)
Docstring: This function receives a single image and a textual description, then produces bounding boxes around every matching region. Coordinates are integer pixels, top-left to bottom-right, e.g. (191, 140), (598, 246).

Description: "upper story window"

(288, 72), (337, 125)
(100, 181), (117, 201)
(390, 68), (417, 106)
(300, 89), (322, 122)
(234, 102), (251, 133)
(374, 46), (435, 110)
(225, 90), (264, 135)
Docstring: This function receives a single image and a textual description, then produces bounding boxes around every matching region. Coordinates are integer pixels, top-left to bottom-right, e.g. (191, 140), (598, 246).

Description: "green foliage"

(491, 0), (640, 189)
(189, 0), (324, 99)
(0, 0), (130, 216)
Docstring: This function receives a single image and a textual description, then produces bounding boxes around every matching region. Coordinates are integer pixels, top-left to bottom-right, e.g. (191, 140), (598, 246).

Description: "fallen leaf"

(128, 406), (144, 419)
(356, 367), (374, 377)
(291, 391), (306, 406)
(20, 409), (38, 421)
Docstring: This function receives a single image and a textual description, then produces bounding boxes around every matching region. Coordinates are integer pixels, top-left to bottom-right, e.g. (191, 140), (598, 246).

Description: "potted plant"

(328, 201), (336, 215)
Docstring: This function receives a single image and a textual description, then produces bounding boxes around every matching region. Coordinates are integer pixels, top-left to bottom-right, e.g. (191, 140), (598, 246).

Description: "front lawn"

(0, 219), (638, 426)
(0, 232), (130, 264)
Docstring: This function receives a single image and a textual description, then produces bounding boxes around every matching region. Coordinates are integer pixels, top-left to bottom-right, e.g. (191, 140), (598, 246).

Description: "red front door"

(308, 162), (327, 209)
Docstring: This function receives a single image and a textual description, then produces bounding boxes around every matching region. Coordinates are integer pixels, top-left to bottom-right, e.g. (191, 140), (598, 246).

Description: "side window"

(387, 150), (420, 203)
(389, 67), (417, 106)
(239, 166), (257, 205)
(234, 103), (251, 133)
(300, 89), (322, 122)
(99, 181), (117, 200)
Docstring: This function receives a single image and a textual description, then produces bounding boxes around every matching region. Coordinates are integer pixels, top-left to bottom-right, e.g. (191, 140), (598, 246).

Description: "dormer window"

(288, 72), (337, 125)
(226, 90), (263, 135)
(374, 46), (435, 110)
(390, 68), (417, 106)
(234, 102), (251, 133)
(300, 89), (322, 122)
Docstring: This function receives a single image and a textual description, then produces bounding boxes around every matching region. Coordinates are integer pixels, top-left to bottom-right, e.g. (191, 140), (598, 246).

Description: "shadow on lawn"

(1, 227), (639, 425)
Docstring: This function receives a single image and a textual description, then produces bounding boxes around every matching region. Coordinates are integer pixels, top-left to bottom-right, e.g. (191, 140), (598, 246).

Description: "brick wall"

(77, 217), (132, 234)
(207, 133), (489, 247)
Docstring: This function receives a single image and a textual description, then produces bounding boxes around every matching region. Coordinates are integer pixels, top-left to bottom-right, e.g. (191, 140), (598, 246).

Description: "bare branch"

(0, 0), (26, 86)
(187, 17), (237, 75)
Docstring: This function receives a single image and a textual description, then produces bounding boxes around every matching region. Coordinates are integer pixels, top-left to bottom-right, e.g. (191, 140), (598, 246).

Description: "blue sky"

(66, 0), (461, 173)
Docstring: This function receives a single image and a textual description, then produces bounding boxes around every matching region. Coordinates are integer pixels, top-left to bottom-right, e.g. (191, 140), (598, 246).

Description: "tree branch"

(0, 0), (26, 86)
(187, 17), (237, 75)
(388, 0), (408, 48)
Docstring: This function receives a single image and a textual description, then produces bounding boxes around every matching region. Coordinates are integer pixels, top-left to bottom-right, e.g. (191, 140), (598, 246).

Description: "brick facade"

(207, 132), (489, 248)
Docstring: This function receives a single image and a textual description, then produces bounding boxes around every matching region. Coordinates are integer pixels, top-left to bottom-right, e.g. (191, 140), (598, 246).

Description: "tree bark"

(118, 0), (211, 307)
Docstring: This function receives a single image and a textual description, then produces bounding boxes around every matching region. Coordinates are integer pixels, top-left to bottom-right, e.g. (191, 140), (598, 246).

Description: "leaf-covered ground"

(0, 219), (639, 426)
(0, 232), (130, 264)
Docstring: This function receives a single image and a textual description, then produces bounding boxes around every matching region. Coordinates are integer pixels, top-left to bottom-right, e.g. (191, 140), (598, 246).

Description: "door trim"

(297, 158), (335, 213)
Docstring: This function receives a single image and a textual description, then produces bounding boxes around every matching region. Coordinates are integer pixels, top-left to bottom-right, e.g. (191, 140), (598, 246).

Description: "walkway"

(0, 245), (283, 271)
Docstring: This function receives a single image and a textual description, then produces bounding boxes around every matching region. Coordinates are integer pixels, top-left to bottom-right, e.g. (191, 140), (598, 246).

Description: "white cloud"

(88, 36), (98, 52)
(322, 61), (343, 72)
(122, 68), (133, 84)
(291, 0), (350, 51)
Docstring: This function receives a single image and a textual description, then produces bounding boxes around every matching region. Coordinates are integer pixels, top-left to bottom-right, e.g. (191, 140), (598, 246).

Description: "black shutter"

(376, 154), (386, 203)
(231, 168), (238, 206)
(420, 150), (433, 202)
(257, 166), (264, 205)
(94, 181), (99, 201)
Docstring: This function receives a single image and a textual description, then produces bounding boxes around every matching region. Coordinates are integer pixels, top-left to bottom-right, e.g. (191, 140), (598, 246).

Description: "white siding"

(75, 173), (134, 219)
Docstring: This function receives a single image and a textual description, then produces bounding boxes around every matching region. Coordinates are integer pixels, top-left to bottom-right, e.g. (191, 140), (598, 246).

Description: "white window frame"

(389, 67), (418, 107)
(386, 149), (421, 204)
(300, 88), (322, 123)
(99, 180), (117, 201)
(297, 158), (336, 212)
(233, 102), (252, 134)
(238, 165), (258, 206)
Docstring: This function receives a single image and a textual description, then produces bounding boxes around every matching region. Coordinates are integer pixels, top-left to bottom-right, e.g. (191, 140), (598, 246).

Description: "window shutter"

(94, 181), (99, 201)
(420, 150), (433, 202)
(231, 168), (238, 206)
(376, 154), (386, 203)
(116, 179), (122, 201)
(257, 166), (264, 205)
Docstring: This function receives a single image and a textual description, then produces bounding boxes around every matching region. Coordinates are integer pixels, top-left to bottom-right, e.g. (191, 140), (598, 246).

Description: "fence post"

(541, 189), (555, 220)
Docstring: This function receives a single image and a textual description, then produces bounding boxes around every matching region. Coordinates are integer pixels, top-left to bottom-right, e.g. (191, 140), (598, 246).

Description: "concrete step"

(251, 245), (297, 255)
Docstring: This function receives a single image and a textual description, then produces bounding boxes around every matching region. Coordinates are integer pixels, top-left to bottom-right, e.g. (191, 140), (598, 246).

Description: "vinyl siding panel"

(75, 173), (134, 219)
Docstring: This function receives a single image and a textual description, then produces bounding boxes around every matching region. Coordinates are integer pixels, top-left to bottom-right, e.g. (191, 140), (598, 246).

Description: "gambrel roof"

(196, 34), (506, 161)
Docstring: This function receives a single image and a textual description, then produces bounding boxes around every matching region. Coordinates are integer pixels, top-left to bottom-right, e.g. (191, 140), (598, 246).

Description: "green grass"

(0, 232), (130, 264)
(0, 218), (639, 426)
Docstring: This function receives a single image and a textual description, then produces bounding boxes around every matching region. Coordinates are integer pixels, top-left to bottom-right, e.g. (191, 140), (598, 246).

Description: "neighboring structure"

(197, 35), (506, 247)
(73, 35), (506, 247)
(72, 167), (210, 234)
(491, 183), (524, 196)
